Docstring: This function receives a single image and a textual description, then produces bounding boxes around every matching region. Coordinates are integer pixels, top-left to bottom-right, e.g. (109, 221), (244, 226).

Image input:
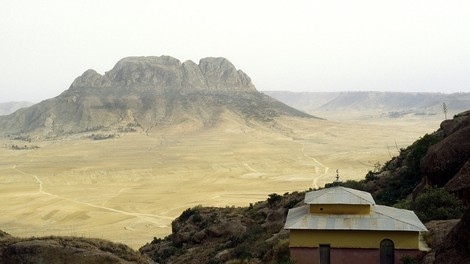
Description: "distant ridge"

(0, 56), (315, 137)
(263, 91), (470, 118)
(0, 101), (33, 116)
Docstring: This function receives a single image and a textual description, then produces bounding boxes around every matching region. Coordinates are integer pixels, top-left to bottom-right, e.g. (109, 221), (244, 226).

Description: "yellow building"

(284, 186), (427, 264)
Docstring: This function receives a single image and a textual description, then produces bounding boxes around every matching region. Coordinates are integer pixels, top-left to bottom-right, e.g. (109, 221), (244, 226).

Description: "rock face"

(421, 220), (460, 264)
(434, 210), (470, 264)
(421, 111), (470, 192)
(0, 56), (313, 137)
(419, 111), (470, 263)
(69, 56), (255, 94)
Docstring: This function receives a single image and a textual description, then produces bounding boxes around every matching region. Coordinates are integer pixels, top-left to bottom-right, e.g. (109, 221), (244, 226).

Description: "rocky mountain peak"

(68, 56), (256, 94)
(198, 57), (255, 92)
(0, 55), (313, 136)
(70, 69), (107, 90)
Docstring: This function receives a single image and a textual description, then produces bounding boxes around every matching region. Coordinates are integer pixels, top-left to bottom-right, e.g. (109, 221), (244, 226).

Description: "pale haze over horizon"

(1, 0), (469, 103)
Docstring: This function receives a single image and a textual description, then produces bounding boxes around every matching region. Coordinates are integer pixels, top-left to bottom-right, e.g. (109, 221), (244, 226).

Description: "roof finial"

(334, 169), (342, 183)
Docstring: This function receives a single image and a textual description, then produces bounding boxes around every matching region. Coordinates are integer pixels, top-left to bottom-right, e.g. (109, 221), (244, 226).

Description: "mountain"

(0, 56), (314, 137)
(0, 101), (33, 116)
(263, 91), (470, 118)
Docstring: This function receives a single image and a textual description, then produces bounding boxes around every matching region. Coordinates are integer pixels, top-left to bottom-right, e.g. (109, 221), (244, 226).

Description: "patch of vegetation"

(177, 207), (201, 224)
(89, 134), (115, 140)
(272, 239), (294, 264)
(400, 255), (419, 264)
(9, 144), (39, 150)
(326, 133), (443, 206)
(118, 126), (137, 132)
(268, 193), (282, 207)
(83, 126), (104, 132)
(10, 135), (31, 142)
(394, 187), (464, 223)
(376, 133), (442, 205)
(0, 230), (10, 238)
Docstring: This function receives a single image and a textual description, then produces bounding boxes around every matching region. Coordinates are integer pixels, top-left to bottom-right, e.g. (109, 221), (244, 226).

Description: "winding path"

(300, 144), (329, 189)
(13, 167), (173, 223)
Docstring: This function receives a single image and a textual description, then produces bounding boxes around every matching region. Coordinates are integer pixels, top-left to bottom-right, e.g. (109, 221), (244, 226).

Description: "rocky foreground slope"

(0, 56), (313, 137)
(0, 231), (151, 264)
(139, 192), (305, 264)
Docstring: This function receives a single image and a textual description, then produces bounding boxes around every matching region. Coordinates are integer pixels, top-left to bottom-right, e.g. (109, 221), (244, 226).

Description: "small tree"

(268, 193), (282, 207)
(411, 187), (464, 223)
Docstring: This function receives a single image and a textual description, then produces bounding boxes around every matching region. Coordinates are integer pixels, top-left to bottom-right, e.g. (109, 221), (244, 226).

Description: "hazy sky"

(1, 0), (469, 102)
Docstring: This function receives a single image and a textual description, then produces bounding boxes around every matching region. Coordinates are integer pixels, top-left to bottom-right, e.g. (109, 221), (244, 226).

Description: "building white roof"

(285, 187), (427, 232)
(285, 205), (426, 232)
(304, 186), (376, 205)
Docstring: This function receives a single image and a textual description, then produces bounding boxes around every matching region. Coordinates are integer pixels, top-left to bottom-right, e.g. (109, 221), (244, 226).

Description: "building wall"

(309, 204), (370, 214)
(291, 247), (421, 264)
(290, 230), (420, 249)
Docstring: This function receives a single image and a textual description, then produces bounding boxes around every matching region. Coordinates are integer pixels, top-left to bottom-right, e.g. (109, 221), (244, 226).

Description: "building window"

(380, 239), (394, 264)
(319, 244), (330, 264)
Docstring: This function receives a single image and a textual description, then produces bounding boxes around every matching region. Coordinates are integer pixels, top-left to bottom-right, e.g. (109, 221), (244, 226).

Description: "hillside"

(139, 192), (305, 264)
(140, 110), (470, 264)
(263, 91), (470, 119)
(0, 231), (150, 264)
(0, 56), (313, 137)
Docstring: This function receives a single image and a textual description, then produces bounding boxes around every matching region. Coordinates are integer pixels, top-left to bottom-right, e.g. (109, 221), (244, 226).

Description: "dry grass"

(0, 114), (442, 249)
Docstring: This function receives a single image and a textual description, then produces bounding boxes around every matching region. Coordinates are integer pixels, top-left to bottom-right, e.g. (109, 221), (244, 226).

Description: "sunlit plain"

(0, 114), (441, 249)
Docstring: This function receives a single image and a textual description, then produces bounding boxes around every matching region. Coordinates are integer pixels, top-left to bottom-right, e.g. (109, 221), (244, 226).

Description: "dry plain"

(0, 114), (443, 249)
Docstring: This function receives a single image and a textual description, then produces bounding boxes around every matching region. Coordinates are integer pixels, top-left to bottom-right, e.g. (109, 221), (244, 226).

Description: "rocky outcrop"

(421, 111), (470, 188)
(0, 235), (150, 264)
(421, 220), (460, 264)
(0, 56), (313, 137)
(445, 160), (470, 206)
(434, 210), (470, 264)
(440, 110), (470, 136)
(140, 192), (304, 264)
(424, 111), (470, 263)
(68, 56), (256, 94)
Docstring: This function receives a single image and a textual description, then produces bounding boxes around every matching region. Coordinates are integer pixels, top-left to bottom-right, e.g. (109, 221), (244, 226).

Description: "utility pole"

(443, 102), (448, 120)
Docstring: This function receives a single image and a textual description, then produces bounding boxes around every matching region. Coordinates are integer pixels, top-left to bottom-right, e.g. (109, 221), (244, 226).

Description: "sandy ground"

(0, 114), (442, 249)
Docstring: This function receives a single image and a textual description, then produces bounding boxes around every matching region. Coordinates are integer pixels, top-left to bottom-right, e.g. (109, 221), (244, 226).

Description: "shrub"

(395, 187), (464, 223)
(401, 255), (419, 264)
(411, 187), (464, 223)
(267, 193), (282, 207)
(272, 239), (294, 264)
(90, 134), (115, 140)
(178, 207), (198, 223)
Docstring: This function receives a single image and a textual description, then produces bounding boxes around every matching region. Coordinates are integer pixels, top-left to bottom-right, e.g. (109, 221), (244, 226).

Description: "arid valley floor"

(0, 114), (443, 249)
